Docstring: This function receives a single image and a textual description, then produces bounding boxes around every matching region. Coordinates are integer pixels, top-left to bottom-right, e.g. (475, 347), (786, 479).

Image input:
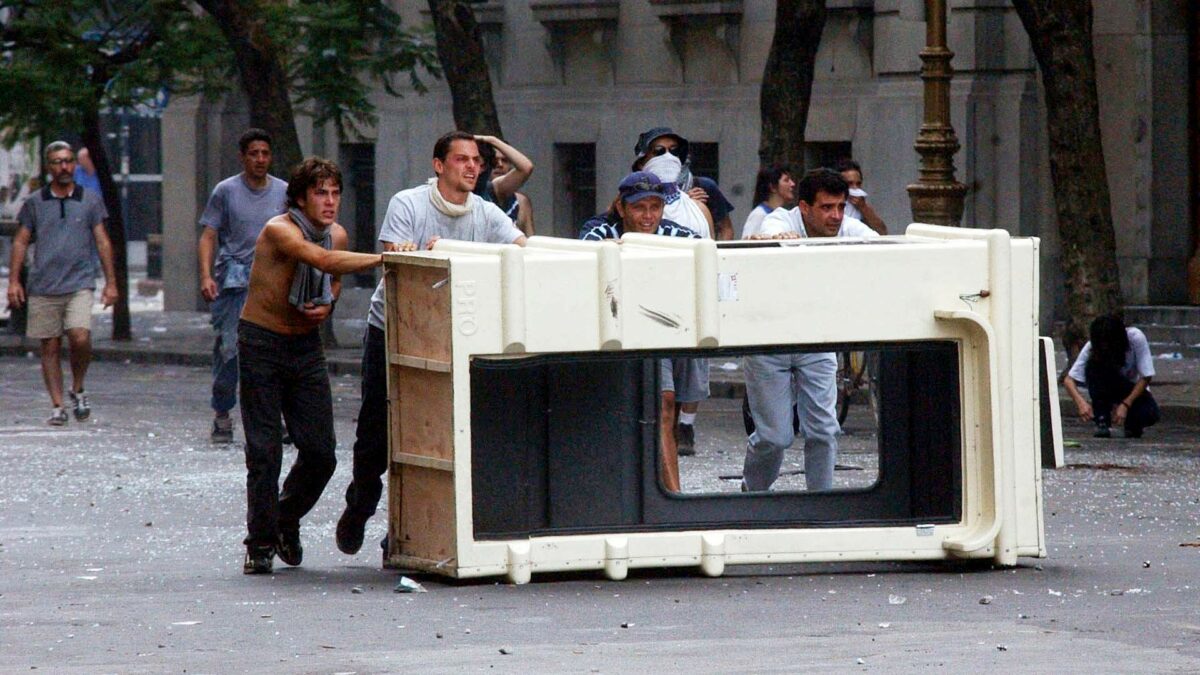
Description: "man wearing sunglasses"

(7, 141), (118, 426)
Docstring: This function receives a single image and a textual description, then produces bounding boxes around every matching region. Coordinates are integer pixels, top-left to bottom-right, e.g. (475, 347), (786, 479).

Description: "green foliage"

(0, 0), (440, 145)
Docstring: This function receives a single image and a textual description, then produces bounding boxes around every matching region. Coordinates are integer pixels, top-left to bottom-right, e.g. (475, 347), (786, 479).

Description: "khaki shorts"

(26, 289), (94, 339)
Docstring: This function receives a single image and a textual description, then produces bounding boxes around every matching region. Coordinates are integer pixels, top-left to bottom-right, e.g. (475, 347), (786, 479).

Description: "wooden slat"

(394, 263), (452, 363)
(396, 368), (454, 462)
(393, 453), (454, 473)
(398, 465), (457, 564)
(389, 353), (452, 373)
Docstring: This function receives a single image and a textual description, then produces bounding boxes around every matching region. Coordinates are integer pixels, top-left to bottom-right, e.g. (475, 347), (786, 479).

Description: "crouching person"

(239, 157), (382, 574)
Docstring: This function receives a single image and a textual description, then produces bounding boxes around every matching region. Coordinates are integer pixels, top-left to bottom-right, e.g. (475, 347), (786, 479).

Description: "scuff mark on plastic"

(639, 305), (681, 329)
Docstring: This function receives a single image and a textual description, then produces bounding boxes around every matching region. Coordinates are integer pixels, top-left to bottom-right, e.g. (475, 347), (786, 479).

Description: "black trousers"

(238, 320), (337, 549)
(1084, 360), (1160, 435)
(342, 324), (388, 519)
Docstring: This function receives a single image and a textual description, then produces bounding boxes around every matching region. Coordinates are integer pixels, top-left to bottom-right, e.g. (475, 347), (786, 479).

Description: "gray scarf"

(287, 207), (334, 311)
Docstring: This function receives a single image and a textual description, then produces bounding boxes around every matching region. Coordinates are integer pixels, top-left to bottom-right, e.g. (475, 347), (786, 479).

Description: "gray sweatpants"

(742, 352), (839, 491)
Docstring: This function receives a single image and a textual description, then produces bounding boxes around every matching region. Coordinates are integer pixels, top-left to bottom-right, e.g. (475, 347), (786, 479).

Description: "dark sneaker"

(336, 508), (367, 555)
(676, 423), (696, 456)
(68, 390), (90, 421)
(243, 545), (274, 575)
(277, 530), (303, 566)
(1093, 423), (1112, 439)
(47, 407), (68, 426)
(211, 414), (234, 444)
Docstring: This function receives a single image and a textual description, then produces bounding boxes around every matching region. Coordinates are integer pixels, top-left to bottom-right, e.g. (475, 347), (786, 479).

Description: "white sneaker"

(47, 407), (69, 426)
(68, 390), (90, 421)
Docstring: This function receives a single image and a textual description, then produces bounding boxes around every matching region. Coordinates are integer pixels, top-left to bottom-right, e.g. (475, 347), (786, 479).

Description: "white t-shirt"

(366, 183), (524, 330)
(759, 207), (878, 239)
(1067, 327), (1155, 385)
(664, 192), (711, 239)
(741, 203), (776, 240)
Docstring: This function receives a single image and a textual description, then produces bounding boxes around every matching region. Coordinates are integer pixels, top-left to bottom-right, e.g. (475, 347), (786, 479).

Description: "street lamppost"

(907, 0), (967, 226)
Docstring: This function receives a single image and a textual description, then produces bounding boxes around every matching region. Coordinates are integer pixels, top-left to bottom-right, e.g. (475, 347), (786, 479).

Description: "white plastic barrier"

(382, 225), (1051, 583)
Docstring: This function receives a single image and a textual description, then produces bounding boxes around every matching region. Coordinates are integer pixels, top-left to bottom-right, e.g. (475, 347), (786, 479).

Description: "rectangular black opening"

(470, 342), (962, 539)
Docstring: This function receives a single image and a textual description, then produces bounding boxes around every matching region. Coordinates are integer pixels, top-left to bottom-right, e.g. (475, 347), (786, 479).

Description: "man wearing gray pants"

(742, 168), (878, 491)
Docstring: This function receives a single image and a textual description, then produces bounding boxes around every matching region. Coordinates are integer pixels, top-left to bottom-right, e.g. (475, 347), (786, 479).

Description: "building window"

(553, 143), (596, 238)
(688, 142), (720, 185)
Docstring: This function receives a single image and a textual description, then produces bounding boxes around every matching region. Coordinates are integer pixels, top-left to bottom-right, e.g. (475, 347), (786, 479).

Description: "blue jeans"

(211, 287), (248, 414)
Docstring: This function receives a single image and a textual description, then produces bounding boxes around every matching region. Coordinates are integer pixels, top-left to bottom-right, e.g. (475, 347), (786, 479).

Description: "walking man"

(742, 168), (878, 492)
(239, 157), (381, 574)
(6, 141), (118, 425)
(336, 131), (528, 557)
(198, 129), (288, 443)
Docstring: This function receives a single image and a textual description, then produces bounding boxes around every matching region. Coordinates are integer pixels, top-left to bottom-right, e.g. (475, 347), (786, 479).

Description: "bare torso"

(240, 214), (348, 335)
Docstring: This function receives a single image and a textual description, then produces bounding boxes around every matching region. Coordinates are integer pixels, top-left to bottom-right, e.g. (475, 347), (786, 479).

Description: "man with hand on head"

(238, 157), (381, 575)
(335, 131), (528, 558)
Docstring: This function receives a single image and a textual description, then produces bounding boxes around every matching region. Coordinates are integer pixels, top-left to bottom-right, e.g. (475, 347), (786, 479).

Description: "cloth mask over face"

(642, 152), (683, 185)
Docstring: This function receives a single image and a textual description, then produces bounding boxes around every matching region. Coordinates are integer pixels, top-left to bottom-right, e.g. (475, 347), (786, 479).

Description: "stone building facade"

(162, 0), (1194, 320)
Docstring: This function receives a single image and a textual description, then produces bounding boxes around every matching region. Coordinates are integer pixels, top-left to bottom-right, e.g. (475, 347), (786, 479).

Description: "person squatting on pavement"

(198, 129), (288, 444)
(7, 141), (119, 426)
(581, 171), (700, 492)
(335, 131), (528, 557)
(741, 168), (878, 492)
(238, 157), (382, 575)
(1063, 314), (1160, 439)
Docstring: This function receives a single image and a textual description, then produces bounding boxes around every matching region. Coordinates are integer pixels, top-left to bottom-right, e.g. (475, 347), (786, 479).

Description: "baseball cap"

(633, 127), (689, 162)
(618, 171), (668, 204)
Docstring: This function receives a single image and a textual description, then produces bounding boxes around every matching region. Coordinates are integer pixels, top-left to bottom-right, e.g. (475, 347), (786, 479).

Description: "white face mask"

(643, 153), (683, 184)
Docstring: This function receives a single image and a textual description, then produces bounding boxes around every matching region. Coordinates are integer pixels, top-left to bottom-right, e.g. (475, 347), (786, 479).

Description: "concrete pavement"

(0, 358), (1198, 672)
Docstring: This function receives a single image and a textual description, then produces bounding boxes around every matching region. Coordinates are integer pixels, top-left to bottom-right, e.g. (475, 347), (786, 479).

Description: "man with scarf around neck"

(238, 157), (382, 574)
(335, 131), (527, 558)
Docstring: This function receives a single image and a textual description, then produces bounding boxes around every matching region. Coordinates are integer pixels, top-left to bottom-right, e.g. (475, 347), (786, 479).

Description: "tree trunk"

(758, 0), (828, 168)
(196, 0), (304, 174)
(1012, 0), (1122, 353)
(426, 0), (502, 137)
(81, 106), (131, 341)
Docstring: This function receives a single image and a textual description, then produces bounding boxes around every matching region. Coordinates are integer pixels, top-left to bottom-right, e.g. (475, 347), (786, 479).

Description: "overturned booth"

(381, 224), (1051, 584)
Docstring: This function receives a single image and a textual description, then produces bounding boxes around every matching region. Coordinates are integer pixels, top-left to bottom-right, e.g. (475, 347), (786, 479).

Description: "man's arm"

(1113, 376), (1152, 425)
(297, 224), (351, 324)
(198, 227), (219, 301)
(714, 215), (733, 241)
(92, 221), (119, 308)
(6, 226), (31, 309)
(479, 135), (533, 204)
(852, 197), (886, 235)
(1062, 376), (1094, 421)
(514, 193), (534, 237)
(267, 220), (381, 274)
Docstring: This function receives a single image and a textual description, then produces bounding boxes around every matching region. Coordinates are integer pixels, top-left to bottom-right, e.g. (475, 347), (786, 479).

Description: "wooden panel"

(398, 464), (457, 566)
(394, 263), (452, 363)
(396, 368), (454, 462)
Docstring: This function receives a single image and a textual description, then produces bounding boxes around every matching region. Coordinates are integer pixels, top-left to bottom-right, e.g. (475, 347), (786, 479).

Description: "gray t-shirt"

(367, 183), (525, 330)
(199, 174), (288, 285)
(18, 185), (108, 296)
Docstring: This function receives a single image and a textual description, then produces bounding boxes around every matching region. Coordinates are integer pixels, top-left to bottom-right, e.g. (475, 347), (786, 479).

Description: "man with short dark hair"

(834, 158), (886, 235)
(239, 157), (382, 575)
(335, 131), (528, 557)
(198, 129), (288, 444)
(6, 141), (118, 425)
(742, 169), (878, 492)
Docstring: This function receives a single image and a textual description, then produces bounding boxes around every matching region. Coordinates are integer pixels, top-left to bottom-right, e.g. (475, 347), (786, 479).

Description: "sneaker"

(68, 390), (90, 421)
(211, 414), (234, 444)
(277, 530), (303, 566)
(46, 407), (68, 426)
(243, 545), (274, 575)
(336, 508), (368, 555)
(676, 423), (696, 457)
(1093, 422), (1112, 439)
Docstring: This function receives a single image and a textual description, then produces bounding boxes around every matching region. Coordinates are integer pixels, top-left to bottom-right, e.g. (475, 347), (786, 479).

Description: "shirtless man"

(238, 157), (381, 575)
